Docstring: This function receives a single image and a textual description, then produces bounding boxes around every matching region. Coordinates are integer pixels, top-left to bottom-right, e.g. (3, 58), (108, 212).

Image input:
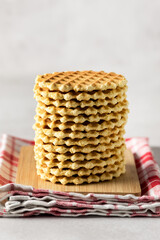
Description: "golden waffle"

(36, 158), (124, 177)
(37, 99), (128, 116)
(35, 107), (129, 123)
(35, 129), (125, 146)
(33, 115), (127, 132)
(34, 137), (125, 154)
(35, 71), (127, 92)
(33, 119), (126, 138)
(34, 85), (127, 101)
(37, 165), (126, 184)
(35, 149), (125, 169)
(34, 143), (126, 163)
(34, 92), (126, 108)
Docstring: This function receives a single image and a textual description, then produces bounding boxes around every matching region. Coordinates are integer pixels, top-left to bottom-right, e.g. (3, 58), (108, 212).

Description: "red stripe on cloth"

(138, 167), (159, 180)
(0, 155), (18, 167)
(23, 210), (40, 217)
(0, 162), (16, 173)
(141, 152), (154, 160)
(8, 137), (15, 183)
(141, 179), (160, 195)
(125, 138), (132, 142)
(9, 135), (35, 145)
(0, 175), (12, 185)
(139, 169), (159, 181)
(1, 150), (19, 161)
(0, 167), (15, 179)
(135, 156), (156, 170)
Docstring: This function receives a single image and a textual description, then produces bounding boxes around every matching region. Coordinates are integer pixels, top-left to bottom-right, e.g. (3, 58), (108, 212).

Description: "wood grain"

(16, 146), (141, 196)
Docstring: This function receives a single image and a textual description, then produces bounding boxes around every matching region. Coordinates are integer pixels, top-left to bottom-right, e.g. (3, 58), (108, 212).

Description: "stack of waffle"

(33, 71), (129, 185)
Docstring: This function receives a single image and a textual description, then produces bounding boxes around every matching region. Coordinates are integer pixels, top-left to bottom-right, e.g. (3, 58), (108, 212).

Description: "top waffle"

(35, 71), (127, 92)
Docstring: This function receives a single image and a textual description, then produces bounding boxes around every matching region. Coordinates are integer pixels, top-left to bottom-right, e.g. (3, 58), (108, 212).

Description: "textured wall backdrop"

(0, 0), (160, 145)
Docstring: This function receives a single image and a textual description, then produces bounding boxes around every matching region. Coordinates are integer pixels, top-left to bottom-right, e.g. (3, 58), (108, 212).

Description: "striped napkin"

(0, 134), (160, 217)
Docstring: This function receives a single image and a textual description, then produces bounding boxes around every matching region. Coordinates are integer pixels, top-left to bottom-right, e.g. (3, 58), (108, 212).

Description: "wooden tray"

(16, 146), (141, 196)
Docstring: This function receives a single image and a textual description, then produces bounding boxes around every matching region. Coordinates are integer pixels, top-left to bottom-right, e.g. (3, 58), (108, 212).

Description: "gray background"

(0, 0), (160, 146)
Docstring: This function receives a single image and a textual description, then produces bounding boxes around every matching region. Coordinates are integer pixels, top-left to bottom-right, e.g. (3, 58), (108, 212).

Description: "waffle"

(34, 143), (126, 163)
(34, 92), (126, 108)
(33, 115), (127, 132)
(34, 84), (127, 101)
(35, 107), (129, 123)
(35, 71), (127, 92)
(36, 158), (124, 177)
(35, 137), (125, 154)
(34, 119), (126, 138)
(35, 129), (125, 146)
(35, 148), (125, 169)
(37, 99), (128, 116)
(34, 70), (128, 185)
(37, 165), (126, 184)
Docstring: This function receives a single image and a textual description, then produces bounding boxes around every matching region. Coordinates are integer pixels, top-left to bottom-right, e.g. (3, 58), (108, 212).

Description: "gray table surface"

(0, 147), (160, 240)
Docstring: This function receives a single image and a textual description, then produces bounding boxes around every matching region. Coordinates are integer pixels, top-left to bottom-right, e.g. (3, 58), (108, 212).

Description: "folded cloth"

(0, 134), (160, 217)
